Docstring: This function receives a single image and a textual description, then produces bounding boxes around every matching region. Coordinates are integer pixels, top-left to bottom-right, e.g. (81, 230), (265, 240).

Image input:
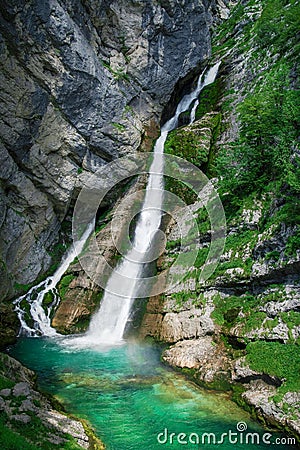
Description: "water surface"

(10, 338), (295, 450)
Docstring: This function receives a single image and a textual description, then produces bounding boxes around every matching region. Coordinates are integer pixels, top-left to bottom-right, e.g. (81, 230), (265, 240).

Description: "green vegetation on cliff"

(215, 0), (300, 210)
(159, 0), (300, 430)
(246, 341), (300, 398)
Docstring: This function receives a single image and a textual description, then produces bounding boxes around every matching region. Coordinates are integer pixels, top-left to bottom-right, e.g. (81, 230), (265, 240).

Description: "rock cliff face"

(0, 0), (225, 314)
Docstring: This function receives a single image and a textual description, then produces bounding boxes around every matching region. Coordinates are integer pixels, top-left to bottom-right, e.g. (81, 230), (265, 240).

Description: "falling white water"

(15, 61), (220, 342)
(14, 223), (94, 336)
(79, 61), (222, 346)
(189, 61), (221, 123)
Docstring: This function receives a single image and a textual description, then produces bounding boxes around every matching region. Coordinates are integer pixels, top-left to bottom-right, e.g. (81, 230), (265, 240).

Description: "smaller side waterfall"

(14, 223), (94, 336)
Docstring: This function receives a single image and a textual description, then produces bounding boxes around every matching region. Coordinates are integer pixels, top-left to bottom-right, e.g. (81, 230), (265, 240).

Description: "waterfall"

(14, 223), (94, 336)
(81, 61), (221, 345)
(190, 62), (221, 123)
(14, 61), (220, 342)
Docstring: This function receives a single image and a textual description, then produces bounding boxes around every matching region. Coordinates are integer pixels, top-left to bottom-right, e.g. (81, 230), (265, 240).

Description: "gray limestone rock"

(13, 382), (31, 397)
(0, 0), (216, 311)
(11, 413), (31, 423)
(0, 388), (11, 397)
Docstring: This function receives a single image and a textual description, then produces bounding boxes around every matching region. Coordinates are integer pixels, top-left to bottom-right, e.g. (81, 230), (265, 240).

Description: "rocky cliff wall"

(0, 0), (229, 307)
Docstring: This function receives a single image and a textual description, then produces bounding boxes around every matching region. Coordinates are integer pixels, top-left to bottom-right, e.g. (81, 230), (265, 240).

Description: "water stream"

(13, 223), (94, 336)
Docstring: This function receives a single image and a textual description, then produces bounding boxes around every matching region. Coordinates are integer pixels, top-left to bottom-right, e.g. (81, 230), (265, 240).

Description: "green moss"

(195, 79), (222, 120)
(19, 299), (34, 329)
(230, 384), (250, 410)
(42, 291), (54, 308)
(246, 341), (300, 400)
(13, 283), (32, 295)
(58, 275), (76, 300)
(164, 127), (211, 168)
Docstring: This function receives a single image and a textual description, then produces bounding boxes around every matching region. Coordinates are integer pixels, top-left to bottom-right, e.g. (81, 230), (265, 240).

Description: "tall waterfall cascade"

(82, 61), (221, 345)
(14, 62), (221, 342)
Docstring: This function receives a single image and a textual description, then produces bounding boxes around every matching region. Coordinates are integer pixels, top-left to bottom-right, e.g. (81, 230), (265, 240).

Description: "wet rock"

(163, 338), (214, 369)
(39, 410), (89, 449)
(232, 358), (260, 381)
(0, 352), (99, 448)
(242, 381), (300, 436)
(0, 397), (6, 410)
(0, 353), (35, 384)
(20, 399), (37, 412)
(261, 297), (300, 317)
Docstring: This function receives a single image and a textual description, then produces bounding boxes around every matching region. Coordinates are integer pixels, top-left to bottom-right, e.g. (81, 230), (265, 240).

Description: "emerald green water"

(10, 338), (295, 450)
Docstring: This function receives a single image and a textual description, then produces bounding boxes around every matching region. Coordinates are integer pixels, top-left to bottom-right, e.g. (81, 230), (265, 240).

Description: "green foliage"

(166, 239), (181, 250)
(58, 275), (75, 300)
(0, 411), (83, 450)
(217, 62), (300, 199)
(280, 311), (300, 331)
(194, 247), (209, 269)
(0, 375), (14, 390)
(166, 291), (199, 307)
(246, 341), (300, 398)
(254, 0), (300, 57)
(285, 230), (300, 257)
(196, 207), (210, 235)
(112, 122), (126, 131)
(212, 0), (300, 230)
(164, 128), (210, 168)
(101, 60), (130, 81)
(164, 177), (198, 205)
(211, 293), (264, 331)
(195, 79), (222, 120)
(265, 250), (280, 261)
